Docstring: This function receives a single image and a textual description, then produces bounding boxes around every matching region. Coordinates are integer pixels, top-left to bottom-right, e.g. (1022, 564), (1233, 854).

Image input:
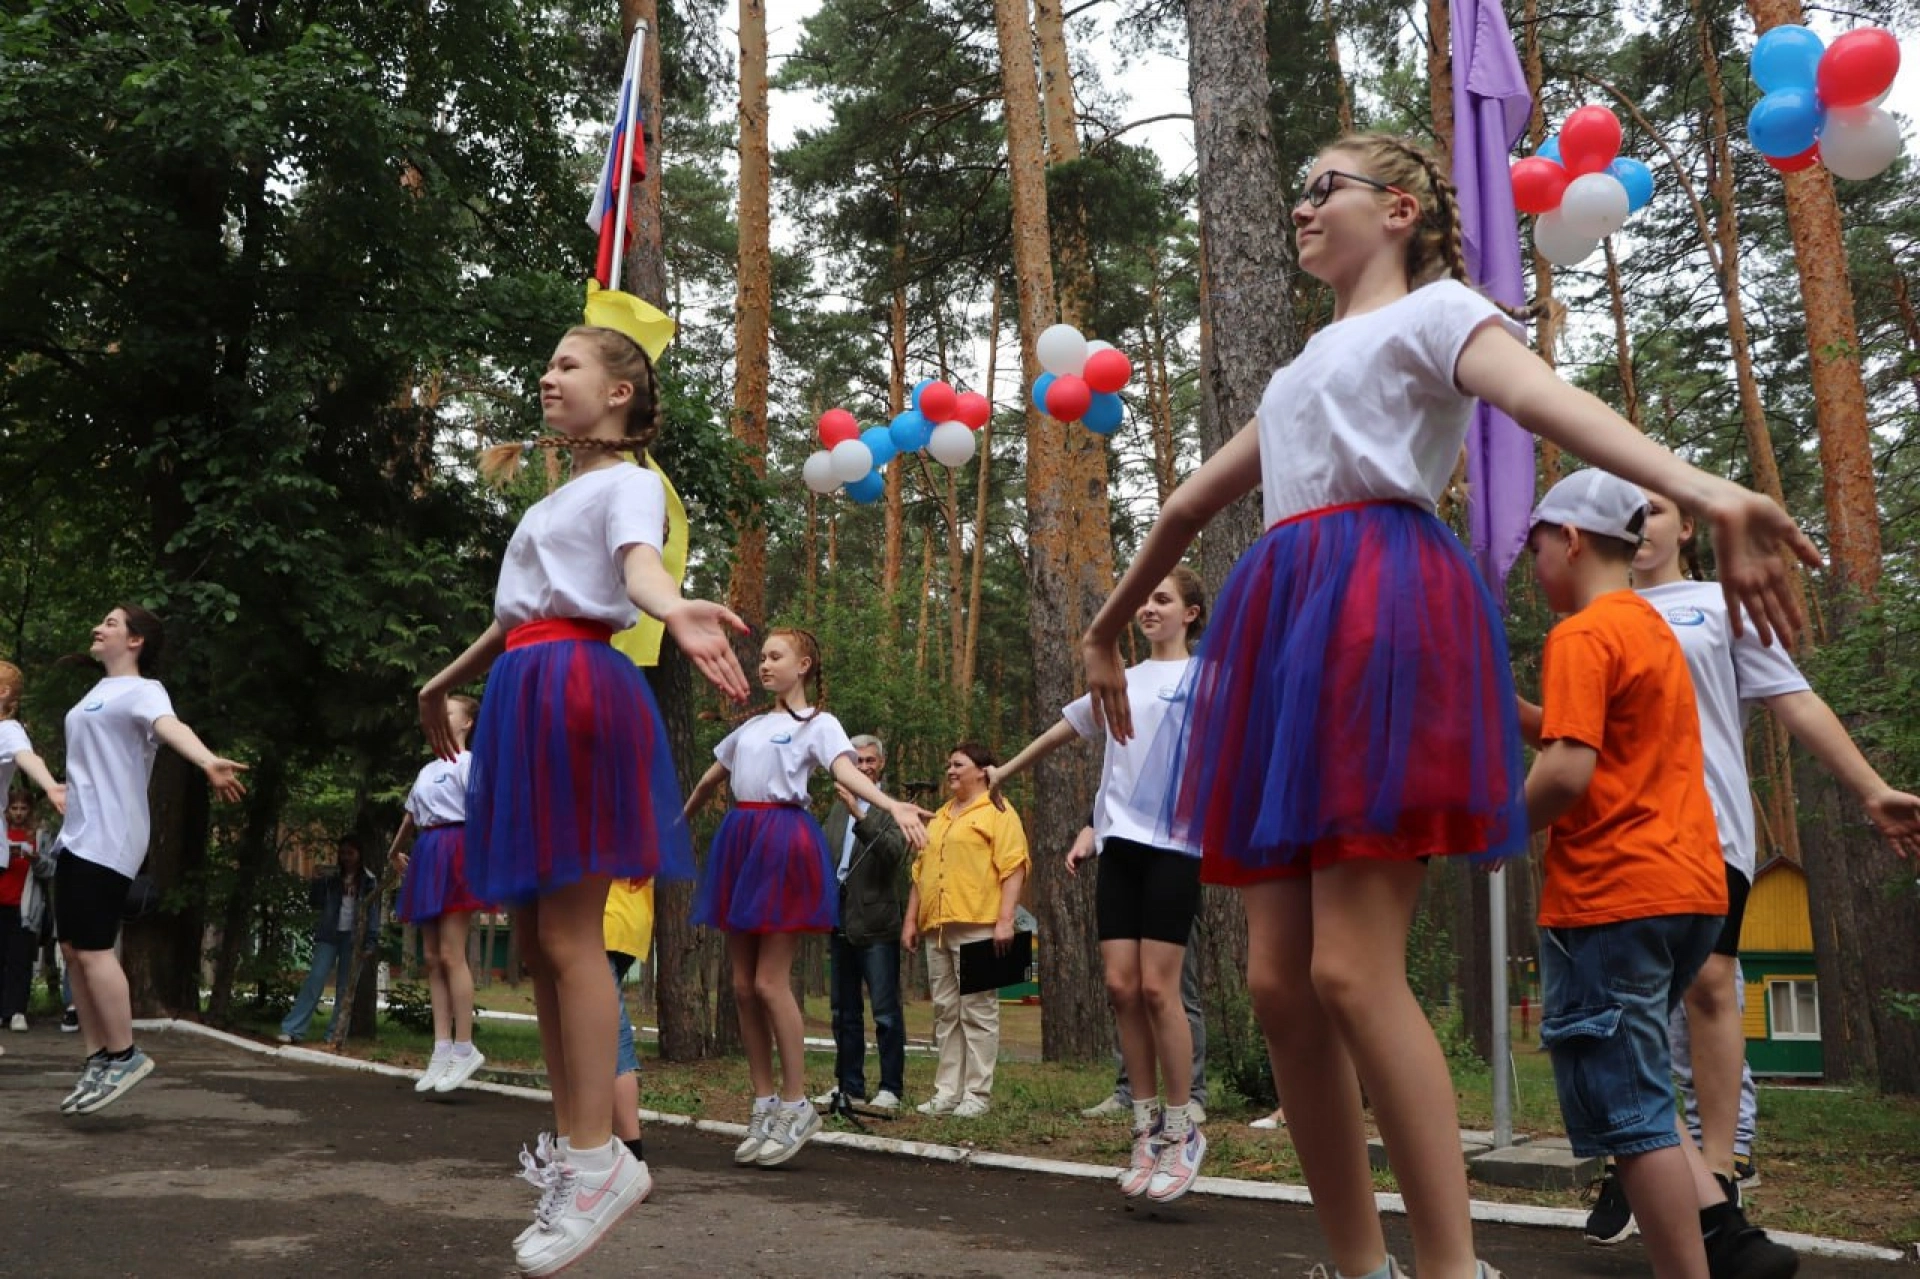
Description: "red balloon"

(817, 408), (858, 447)
(1510, 156), (1571, 215)
(918, 379), (957, 422)
(1083, 348), (1133, 394)
(1559, 105), (1623, 177)
(1044, 374), (1092, 423)
(953, 390), (992, 430)
(1764, 141), (1821, 173)
(1817, 28), (1900, 110)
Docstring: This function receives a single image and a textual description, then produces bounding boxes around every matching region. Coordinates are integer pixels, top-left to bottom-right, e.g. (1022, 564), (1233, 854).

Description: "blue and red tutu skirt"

(466, 619), (694, 905)
(689, 802), (837, 933)
(1140, 500), (1526, 884)
(395, 824), (489, 923)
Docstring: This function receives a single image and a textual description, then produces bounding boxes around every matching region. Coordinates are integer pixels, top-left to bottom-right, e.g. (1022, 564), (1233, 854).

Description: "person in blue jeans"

(280, 837), (383, 1043)
(812, 735), (908, 1111)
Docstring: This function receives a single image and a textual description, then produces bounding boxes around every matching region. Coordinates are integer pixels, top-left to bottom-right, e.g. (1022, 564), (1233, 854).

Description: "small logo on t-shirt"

(1156, 685), (1181, 702)
(82, 699), (105, 713)
(770, 732), (793, 745)
(435, 772), (457, 785)
(1666, 607), (1708, 627)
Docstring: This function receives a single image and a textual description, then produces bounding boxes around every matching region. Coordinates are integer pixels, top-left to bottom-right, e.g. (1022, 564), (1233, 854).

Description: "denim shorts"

(609, 952), (640, 1077)
(1540, 913), (1721, 1158)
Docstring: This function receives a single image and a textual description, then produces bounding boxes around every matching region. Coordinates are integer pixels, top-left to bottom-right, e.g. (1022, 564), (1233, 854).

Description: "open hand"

(663, 599), (753, 702)
(1080, 635), (1132, 743)
(1699, 482), (1822, 647)
(1866, 787), (1920, 861)
(206, 758), (249, 803)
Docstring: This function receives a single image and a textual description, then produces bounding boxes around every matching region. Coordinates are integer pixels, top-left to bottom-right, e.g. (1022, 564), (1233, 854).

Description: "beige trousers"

(925, 923), (1000, 1104)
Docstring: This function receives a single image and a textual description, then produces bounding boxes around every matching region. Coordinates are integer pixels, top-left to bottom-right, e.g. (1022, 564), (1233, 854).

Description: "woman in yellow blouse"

(902, 743), (1030, 1118)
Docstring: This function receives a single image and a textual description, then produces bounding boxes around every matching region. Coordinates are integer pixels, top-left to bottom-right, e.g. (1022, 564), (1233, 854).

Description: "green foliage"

(1210, 988), (1279, 1110)
(384, 982), (439, 1034)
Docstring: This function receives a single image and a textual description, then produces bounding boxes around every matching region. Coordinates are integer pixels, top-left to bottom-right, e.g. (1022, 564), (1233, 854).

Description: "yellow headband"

(584, 281), (676, 362)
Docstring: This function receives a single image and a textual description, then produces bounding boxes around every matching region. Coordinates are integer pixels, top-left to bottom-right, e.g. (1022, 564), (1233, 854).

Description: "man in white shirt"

(813, 736), (908, 1112)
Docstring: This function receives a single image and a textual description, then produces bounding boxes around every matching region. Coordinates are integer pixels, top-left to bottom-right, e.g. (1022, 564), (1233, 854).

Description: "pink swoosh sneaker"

(514, 1142), (652, 1277)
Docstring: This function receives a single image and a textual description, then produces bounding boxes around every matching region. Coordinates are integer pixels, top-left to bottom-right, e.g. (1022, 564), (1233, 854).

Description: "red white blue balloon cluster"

(1509, 105), (1654, 268)
(1028, 324), (1133, 436)
(1747, 26), (1901, 180)
(800, 383), (993, 504)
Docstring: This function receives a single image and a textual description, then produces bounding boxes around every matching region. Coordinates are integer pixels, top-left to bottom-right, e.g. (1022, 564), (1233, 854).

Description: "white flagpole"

(609, 23), (648, 295)
(1491, 865), (1513, 1147)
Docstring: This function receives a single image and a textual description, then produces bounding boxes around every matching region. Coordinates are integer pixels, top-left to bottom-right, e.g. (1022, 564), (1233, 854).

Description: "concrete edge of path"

(130, 1017), (1911, 1265)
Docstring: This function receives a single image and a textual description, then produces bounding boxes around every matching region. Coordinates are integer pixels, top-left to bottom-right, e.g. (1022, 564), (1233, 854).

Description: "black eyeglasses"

(1300, 169), (1409, 208)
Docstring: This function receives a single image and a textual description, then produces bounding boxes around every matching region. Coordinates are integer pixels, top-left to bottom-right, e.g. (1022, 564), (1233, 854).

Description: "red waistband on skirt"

(735, 801), (803, 810)
(1269, 499), (1415, 531)
(506, 619), (615, 650)
(420, 822), (465, 830)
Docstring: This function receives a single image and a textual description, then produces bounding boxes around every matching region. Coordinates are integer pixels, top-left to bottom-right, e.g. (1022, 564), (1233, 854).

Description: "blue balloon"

(1030, 372), (1056, 415)
(1607, 157), (1655, 213)
(1538, 135), (1561, 164)
(1751, 24), (1824, 94)
(889, 409), (933, 453)
(1747, 88), (1824, 160)
(860, 424), (899, 468)
(846, 469), (885, 504)
(1082, 391), (1125, 435)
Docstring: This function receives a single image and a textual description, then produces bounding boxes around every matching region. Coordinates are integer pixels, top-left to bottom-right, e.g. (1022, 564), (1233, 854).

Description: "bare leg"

(1103, 941), (1158, 1107)
(439, 912), (476, 1043)
(1310, 860), (1476, 1279)
(68, 946), (132, 1052)
(520, 901), (568, 1136)
(1139, 939), (1193, 1107)
(1243, 879), (1385, 1278)
(61, 942), (103, 1056)
(421, 919), (451, 1042)
(613, 1070), (641, 1142)
(727, 933), (777, 1097)
(533, 877), (618, 1150)
(1681, 953), (1744, 1179)
(753, 932), (807, 1101)
(1613, 1118), (1720, 1279)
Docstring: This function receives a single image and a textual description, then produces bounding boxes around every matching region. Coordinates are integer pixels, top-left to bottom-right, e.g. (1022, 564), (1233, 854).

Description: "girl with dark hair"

(685, 627), (926, 1168)
(55, 606), (246, 1115)
(903, 743), (1029, 1119)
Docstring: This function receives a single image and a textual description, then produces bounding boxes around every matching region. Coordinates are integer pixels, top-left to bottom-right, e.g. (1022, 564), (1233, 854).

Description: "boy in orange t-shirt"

(1522, 470), (1796, 1279)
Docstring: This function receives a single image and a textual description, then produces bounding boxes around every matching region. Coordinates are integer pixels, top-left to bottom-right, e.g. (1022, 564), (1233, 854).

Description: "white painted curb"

(132, 1019), (1909, 1264)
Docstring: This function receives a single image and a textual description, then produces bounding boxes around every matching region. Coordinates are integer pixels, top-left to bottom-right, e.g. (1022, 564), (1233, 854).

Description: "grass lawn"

(211, 986), (1920, 1250)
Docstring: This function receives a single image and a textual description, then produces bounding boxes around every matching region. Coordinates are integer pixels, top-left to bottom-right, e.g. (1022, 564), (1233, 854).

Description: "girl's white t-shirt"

(1061, 657), (1198, 856)
(405, 750), (472, 828)
(1638, 580), (1810, 879)
(1257, 279), (1523, 526)
(714, 710), (855, 805)
(0, 718), (30, 805)
(493, 462), (667, 631)
(56, 676), (175, 878)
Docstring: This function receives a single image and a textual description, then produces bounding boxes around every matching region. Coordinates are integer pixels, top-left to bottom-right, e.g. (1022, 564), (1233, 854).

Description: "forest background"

(2, 0), (1917, 1094)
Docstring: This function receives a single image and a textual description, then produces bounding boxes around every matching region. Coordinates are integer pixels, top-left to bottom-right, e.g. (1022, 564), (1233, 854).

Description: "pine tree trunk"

(1522, 0), (1563, 481)
(727, 0), (771, 626)
(1602, 239), (1640, 427)
(962, 281), (1002, 699)
(1427, 0), (1451, 161)
(886, 227), (909, 598)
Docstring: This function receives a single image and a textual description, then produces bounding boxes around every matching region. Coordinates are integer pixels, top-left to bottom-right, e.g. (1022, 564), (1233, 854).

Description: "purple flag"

(1451, 0), (1534, 606)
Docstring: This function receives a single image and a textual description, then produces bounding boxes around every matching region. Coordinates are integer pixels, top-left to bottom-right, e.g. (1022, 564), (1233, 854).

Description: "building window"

(1768, 978), (1820, 1041)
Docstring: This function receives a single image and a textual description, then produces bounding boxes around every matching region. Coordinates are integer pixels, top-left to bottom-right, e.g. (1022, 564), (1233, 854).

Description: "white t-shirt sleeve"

(807, 713), (856, 773)
(605, 466), (667, 562)
(1730, 612), (1812, 701)
(1060, 694), (1098, 741)
(1410, 280), (1526, 392)
(713, 719), (751, 771)
(131, 681), (176, 739)
(0, 719), (29, 764)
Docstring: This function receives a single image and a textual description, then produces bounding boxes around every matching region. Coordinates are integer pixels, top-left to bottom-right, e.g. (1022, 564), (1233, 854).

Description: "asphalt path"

(0, 1026), (1896, 1277)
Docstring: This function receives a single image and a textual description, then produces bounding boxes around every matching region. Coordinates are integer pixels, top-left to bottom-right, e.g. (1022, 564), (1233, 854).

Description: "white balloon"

(1085, 339), (1115, 355)
(1821, 106), (1902, 181)
(927, 420), (977, 468)
(802, 449), (837, 494)
(829, 438), (873, 484)
(1532, 210), (1598, 267)
(1559, 172), (1631, 239)
(1036, 322), (1089, 376)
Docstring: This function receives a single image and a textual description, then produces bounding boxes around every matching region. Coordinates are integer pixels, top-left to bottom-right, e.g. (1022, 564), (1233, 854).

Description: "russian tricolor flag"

(588, 29), (648, 289)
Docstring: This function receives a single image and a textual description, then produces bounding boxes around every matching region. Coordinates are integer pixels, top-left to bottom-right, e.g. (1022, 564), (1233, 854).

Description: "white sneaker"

(9, 1013), (27, 1032)
(1188, 1100), (1207, 1125)
(734, 1104), (775, 1164)
(810, 1087), (843, 1107)
(514, 1134), (565, 1247)
(1119, 1125), (1161, 1197)
(869, 1090), (901, 1111)
(1080, 1094), (1128, 1118)
(915, 1094), (958, 1116)
(1146, 1124), (1207, 1203)
(274, 1033), (292, 1044)
(415, 1048), (452, 1093)
(952, 1096), (990, 1118)
(755, 1103), (822, 1167)
(512, 1145), (650, 1277)
(434, 1047), (485, 1093)
(60, 1058), (105, 1113)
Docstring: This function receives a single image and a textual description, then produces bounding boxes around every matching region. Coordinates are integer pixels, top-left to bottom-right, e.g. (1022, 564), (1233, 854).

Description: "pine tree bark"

(995, 0), (1110, 1062)
(727, 0), (771, 626)
(961, 282), (1002, 699)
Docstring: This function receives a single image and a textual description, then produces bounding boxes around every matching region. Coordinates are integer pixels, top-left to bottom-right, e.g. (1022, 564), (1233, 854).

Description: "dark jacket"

(824, 797), (908, 946)
(309, 866), (383, 951)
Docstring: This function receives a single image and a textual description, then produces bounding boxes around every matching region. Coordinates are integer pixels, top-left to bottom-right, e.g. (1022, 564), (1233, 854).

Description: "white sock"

(555, 1136), (572, 1158)
(451, 1041), (474, 1058)
(1337, 1261), (1392, 1279)
(1162, 1101), (1192, 1139)
(782, 1096), (810, 1110)
(431, 1039), (452, 1059)
(752, 1094), (777, 1113)
(567, 1137), (617, 1172)
(1131, 1097), (1161, 1134)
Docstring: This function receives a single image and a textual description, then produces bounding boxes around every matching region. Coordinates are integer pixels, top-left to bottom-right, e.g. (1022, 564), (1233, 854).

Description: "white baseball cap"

(1529, 469), (1650, 544)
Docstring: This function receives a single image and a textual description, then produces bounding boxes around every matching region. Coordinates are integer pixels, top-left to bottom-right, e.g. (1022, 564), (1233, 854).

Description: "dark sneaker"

(1733, 1154), (1761, 1192)
(1583, 1170), (1636, 1245)
(1703, 1202), (1798, 1279)
(60, 1007), (79, 1033)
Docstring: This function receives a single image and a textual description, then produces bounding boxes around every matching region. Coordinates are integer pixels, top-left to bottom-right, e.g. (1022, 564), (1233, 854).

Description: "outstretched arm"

(623, 544), (752, 703)
(829, 753), (930, 849)
(986, 719), (1080, 793)
(420, 622), (505, 760)
(153, 717), (248, 802)
(682, 760), (730, 820)
(11, 748), (64, 815)
(1082, 422), (1261, 743)
(1458, 324), (1821, 647)
(1767, 690), (1920, 860)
